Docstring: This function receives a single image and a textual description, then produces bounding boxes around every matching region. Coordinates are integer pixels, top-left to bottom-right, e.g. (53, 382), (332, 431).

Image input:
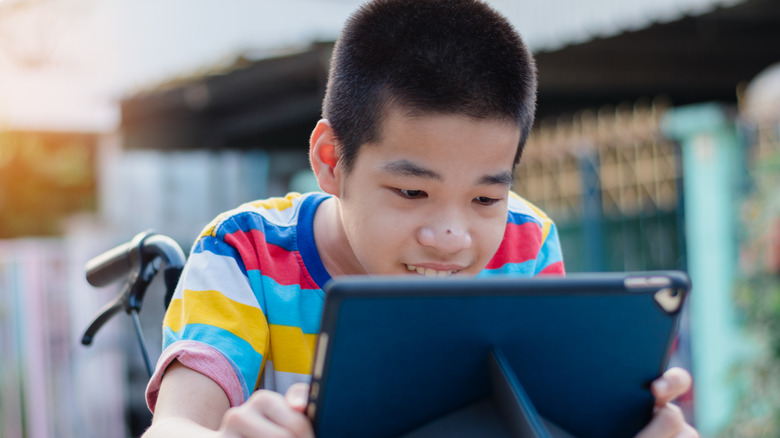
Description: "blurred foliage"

(719, 123), (780, 437)
(0, 131), (96, 238)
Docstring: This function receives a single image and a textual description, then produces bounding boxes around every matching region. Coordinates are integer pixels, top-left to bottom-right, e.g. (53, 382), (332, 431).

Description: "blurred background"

(1, 0), (779, 436)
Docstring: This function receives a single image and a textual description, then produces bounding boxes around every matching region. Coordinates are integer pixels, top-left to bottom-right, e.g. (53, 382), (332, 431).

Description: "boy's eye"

(397, 189), (426, 199)
(474, 196), (499, 206)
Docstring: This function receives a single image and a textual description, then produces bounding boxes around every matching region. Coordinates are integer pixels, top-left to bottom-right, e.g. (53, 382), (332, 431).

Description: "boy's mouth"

(405, 264), (459, 277)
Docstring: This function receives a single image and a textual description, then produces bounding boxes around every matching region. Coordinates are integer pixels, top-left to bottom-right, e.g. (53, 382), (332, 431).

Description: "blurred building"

(115, 0), (780, 270)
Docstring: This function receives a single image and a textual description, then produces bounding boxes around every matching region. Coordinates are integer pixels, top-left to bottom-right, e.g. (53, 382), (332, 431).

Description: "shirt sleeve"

(146, 340), (246, 412)
(533, 219), (565, 276)
(483, 193), (566, 277)
(145, 223), (270, 412)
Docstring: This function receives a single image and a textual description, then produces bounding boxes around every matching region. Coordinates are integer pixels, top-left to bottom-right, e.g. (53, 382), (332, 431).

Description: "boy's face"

(328, 106), (520, 277)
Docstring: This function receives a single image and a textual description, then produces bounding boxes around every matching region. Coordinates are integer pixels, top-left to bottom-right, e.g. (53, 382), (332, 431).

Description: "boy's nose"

(417, 224), (472, 254)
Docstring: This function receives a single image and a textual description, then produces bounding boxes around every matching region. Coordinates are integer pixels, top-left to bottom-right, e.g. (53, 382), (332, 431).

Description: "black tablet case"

(307, 272), (690, 438)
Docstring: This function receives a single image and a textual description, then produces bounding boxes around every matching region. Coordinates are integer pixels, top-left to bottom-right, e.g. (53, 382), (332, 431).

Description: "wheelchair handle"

(81, 231), (185, 344)
(85, 236), (141, 288)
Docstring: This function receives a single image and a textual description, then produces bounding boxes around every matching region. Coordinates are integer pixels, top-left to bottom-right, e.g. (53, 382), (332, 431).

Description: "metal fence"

(739, 115), (780, 275)
(0, 237), (131, 438)
(515, 99), (686, 272)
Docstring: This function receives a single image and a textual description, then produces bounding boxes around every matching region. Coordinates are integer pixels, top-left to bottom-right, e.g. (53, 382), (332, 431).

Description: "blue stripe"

(297, 193), (332, 288)
(479, 259), (537, 277)
(215, 211), (298, 252)
(507, 209), (542, 227)
(164, 324), (264, 402)
(534, 224), (564, 275)
(247, 270), (268, 314)
(247, 270), (324, 333)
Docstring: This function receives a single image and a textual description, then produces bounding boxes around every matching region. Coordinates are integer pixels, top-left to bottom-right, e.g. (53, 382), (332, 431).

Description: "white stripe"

(251, 200), (303, 227)
(260, 361), (312, 395)
(508, 193), (537, 217)
(173, 250), (260, 309)
(238, 194), (310, 228)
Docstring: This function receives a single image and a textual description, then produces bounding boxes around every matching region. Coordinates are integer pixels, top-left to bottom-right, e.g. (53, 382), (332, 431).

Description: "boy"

(143, 1), (697, 437)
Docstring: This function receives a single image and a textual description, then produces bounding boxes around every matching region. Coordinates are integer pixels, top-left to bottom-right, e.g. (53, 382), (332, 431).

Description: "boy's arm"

(143, 361), (313, 438)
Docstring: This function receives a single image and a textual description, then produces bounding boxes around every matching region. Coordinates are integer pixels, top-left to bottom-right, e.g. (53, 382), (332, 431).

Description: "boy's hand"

(634, 367), (699, 438)
(219, 384), (313, 438)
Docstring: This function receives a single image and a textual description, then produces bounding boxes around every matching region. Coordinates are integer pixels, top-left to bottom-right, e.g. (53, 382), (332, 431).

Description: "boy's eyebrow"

(381, 160), (442, 180)
(382, 159), (514, 186)
(477, 171), (515, 187)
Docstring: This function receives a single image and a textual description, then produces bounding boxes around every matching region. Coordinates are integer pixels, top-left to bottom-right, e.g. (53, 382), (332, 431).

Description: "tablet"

(306, 271), (690, 438)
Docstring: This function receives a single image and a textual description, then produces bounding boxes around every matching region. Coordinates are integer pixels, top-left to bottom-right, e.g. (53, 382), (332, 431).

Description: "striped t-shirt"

(145, 191), (564, 411)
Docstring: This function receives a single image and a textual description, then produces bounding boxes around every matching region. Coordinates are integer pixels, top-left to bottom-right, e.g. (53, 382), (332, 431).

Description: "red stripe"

(224, 229), (319, 288)
(485, 222), (542, 270)
(223, 229), (263, 271)
(538, 261), (565, 276)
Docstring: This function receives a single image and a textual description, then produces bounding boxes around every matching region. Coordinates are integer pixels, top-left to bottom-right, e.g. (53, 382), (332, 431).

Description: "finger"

(252, 390), (313, 438)
(285, 383), (310, 413)
(676, 423), (700, 438)
(652, 367), (692, 406)
(634, 403), (684, 438)
(221, 404), (290, 438)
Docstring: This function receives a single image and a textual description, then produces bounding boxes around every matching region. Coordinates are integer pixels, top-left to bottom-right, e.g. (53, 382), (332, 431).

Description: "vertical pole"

(131, 309), (154, 378)
(0, 246), (24, 438)
(661, 103), (741, 436)
(579, 149), (604, 272)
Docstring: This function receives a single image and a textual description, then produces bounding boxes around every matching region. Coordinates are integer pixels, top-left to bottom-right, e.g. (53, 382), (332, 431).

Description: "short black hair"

(322, 0), (537, 173)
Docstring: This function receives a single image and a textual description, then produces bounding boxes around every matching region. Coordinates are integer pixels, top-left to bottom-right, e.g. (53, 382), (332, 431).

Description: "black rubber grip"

(85, 241), (134, 287)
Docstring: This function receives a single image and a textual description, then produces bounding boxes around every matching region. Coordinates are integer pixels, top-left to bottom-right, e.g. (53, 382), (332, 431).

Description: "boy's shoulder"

(507, 191), (554, 227)
(195, 192), (329, 242)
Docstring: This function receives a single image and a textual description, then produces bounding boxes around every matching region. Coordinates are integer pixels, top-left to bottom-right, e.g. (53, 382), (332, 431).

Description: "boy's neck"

(313, 196), (365, 277)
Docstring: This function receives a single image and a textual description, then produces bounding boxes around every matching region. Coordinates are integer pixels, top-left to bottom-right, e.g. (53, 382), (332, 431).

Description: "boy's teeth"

(406, 264), (455, 277)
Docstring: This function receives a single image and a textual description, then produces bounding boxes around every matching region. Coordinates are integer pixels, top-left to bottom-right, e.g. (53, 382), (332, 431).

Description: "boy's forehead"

(346, 104), (521, 176)
(373, 104), (520, 143)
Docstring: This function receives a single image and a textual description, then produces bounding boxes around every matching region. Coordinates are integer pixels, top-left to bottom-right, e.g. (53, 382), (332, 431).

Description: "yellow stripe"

(267, 324), (318, 375)
(249, 193), (300, 211)
(164, 290), (269, 355)
(540, 220), (552, 244)
(198, 217), (220, 239)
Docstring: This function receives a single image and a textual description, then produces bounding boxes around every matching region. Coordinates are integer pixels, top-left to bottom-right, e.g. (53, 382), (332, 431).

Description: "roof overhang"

(534, 0), (780, 118)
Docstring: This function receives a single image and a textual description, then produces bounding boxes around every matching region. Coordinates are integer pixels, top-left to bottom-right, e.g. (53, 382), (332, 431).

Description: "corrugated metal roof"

(136, 0), (750, 95)
(314, 0), (750, 51)
(317, 0), (750, 51)
(485, 0), (748, 51)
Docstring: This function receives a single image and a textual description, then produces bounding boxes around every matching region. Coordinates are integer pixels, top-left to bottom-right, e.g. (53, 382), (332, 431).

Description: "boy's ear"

(309, 119), (341, 195)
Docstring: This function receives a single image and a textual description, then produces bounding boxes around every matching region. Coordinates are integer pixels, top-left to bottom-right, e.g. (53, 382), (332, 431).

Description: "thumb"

(651, 367), (692, 407)
(285, 383), (310, 413)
